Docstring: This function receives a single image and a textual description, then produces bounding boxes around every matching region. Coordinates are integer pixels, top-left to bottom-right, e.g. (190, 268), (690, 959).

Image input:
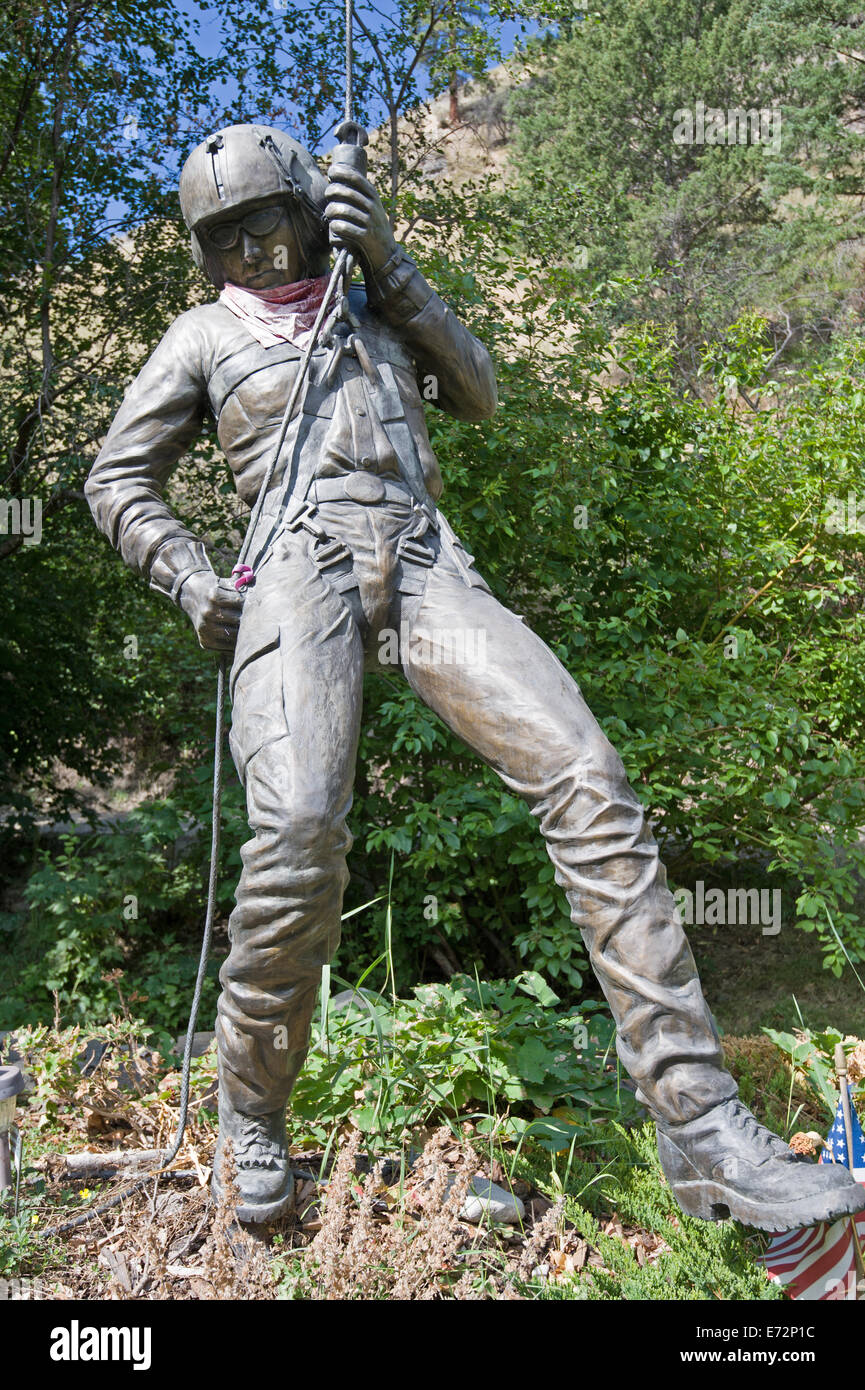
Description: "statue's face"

(203, 202), (303, 289)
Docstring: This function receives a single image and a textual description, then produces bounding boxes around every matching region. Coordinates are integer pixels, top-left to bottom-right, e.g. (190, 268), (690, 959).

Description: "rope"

(346, 0), (353, 123)
(41, 0), (359, 1240)
(236, 247), (350, 572)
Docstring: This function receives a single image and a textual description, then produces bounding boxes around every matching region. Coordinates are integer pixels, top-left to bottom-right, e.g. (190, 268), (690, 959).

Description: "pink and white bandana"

(219, 275), (331, 349)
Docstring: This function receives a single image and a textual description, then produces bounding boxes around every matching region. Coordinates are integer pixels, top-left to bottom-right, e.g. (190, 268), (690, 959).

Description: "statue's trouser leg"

(398, 565), (738, 1126)
(218, 494), (738, 1127)
(216, 536), (366, 1117)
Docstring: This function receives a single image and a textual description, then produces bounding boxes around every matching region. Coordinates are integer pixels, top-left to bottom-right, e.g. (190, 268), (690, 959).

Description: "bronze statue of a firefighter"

(85, 122), (865, 1230)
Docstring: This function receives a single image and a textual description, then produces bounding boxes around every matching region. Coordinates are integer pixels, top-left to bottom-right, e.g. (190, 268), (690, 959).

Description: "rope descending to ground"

(41, 659), (227, 1237)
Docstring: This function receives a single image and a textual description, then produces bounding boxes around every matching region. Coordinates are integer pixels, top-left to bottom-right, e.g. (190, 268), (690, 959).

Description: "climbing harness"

(41, 0), (366, 1238)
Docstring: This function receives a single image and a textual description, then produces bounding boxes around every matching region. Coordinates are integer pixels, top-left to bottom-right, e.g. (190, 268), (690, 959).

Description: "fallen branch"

(63, 1148), (166, 1174)
(61, 1150), (201, 1183)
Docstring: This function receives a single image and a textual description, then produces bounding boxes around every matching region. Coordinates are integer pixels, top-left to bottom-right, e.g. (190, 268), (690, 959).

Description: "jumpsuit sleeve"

(84, 310), (216, 601)
(364, 248), (498, 424)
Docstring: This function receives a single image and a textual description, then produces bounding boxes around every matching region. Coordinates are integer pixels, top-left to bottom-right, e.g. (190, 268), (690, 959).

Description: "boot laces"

(235, 1116), (285, 1171)
(728, 1102), (792, 1157)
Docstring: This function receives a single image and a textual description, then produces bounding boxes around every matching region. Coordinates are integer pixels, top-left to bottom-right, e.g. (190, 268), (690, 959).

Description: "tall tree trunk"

(389, 102), (399, 225)
(448, 1), (459, 126)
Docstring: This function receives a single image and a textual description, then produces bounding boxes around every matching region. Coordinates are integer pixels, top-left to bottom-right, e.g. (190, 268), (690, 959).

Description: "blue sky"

(106, 1), (542, 228)
(179, 0), (540, 151)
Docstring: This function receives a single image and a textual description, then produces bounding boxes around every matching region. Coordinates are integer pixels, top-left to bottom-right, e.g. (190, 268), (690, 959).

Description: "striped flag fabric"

(757, 1086), (865, 1301)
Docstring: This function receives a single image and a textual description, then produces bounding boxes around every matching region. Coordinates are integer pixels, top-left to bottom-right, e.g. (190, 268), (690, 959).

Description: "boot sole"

(669, 1175), (865, 1230)
(659, 1133), (865, 1230)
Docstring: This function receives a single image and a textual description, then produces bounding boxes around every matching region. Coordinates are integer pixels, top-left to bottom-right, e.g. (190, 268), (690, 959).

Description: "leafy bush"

(288, 971), (640, 1149)
(338, 310), (865, 987)
(760, 1026), (865, 1122)
(1, 804), (220, 1030)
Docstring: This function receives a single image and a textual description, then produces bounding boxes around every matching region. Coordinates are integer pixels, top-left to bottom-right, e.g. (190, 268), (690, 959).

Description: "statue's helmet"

(179, 124), (329, 287)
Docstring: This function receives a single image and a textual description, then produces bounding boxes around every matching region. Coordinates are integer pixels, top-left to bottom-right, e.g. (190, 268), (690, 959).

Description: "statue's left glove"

(325, 165), (397, 279)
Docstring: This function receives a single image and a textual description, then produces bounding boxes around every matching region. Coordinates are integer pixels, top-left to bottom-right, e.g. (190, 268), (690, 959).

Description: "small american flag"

(758, 1086), (865, 1301)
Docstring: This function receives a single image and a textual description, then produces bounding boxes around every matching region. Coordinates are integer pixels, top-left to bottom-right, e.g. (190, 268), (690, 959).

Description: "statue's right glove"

(147, 537), (243, 653)
(176, 570), (244, 653)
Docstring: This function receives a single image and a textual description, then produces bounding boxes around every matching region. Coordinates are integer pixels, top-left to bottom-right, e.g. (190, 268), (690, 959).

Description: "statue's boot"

(657, 1097), (865, 1230)
(211, 1095), (293, 1224)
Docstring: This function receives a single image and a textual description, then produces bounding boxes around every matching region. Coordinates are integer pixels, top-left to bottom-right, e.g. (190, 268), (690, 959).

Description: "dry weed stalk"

(845, 1037), (865, 1086)
(518, 1196), (565, 1277)
(311, 1128), (364, 1297)
(102, 1190), (173, 1299)
(307, 1126), (477, 1300)
(197, 1138), (275, 1299)
(394, 1127), (475, 1300)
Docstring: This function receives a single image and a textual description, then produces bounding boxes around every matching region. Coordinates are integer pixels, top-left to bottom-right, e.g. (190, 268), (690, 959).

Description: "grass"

(673, 915), (865, 1038)
(512, 1125), (782, 1300)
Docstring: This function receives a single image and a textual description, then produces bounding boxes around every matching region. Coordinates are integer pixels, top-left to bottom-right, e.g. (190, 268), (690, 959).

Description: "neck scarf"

(219, 275), (331, 349)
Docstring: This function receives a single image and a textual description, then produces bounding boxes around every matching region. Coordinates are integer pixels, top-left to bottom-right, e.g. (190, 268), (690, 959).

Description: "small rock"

(77, 1039), (110, 1077)
(328, 988), (381, 1015)
(198, 1080), (218, 1107)
(452, 1174), (526, 1225)
(0, 1032), (23, 1064)
(174, 1031), (216, 1059)
(0, 1034), (33, 1090)
(528, 1195), (554, 1220)
(75, 1038), (155, 1090)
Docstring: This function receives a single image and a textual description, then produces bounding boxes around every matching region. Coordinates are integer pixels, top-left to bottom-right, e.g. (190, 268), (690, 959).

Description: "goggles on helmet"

(205, 204), (286, 251)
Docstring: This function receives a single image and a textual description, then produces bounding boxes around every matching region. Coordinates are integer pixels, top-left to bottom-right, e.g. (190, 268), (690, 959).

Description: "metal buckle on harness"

(284, 500), (326, 539)
(397, 535), (435, 567)
(312, 537), (351, 570)
(413, 498), (439, 533)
